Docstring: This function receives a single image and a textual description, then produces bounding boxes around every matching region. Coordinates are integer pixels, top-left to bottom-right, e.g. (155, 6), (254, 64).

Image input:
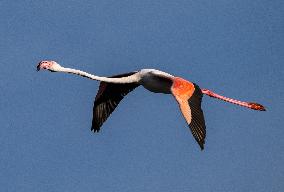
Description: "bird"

(37, 60), (266, 150)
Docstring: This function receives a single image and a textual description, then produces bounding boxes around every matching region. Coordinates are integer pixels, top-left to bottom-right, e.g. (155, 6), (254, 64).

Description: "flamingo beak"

(36, 60), (51, 71)
(36, 61), (42, 71)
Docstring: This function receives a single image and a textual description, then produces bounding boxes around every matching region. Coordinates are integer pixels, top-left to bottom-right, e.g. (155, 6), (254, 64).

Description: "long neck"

(201, 89), (265, 111)
(58, 66), (140, 84)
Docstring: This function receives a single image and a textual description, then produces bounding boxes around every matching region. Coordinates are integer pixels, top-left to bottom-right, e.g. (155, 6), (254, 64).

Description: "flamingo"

(37, 60), (265, 150)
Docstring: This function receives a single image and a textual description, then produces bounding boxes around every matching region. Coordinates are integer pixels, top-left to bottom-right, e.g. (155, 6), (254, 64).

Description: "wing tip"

(91, 126), (100, 133)
(198, 141), (205, 150)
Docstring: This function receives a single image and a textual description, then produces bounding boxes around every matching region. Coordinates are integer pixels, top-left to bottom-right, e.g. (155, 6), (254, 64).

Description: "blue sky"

(0, 1), (283, 191)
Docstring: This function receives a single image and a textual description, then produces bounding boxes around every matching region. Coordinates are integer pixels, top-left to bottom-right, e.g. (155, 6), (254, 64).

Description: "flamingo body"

(139, 69), (173, 94)
(37, 61), (265, 150)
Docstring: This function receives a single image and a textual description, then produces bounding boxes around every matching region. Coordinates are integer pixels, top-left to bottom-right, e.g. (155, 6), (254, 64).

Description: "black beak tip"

(36, 62), (42, 72)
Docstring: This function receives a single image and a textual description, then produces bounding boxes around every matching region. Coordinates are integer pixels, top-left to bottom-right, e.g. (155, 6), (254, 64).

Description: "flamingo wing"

(172, 78), (206, 150)
(92, 72), (140, 132)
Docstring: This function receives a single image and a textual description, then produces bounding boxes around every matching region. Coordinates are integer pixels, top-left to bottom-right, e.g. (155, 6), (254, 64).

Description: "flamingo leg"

(201, 89), (266, 111)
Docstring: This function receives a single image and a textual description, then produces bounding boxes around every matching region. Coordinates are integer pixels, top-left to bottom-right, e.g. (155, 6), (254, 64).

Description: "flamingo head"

(37, 60), (62, 72)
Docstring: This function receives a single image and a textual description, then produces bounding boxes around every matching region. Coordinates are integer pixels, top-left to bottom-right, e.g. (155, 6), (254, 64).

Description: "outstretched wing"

(187, 84), (206, 149)
(92, 72), (140, 132)
(171, 78), (206, 150)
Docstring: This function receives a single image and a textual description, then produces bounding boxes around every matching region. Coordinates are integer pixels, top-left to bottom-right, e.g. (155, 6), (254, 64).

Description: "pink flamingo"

(37, 60), (265, 150)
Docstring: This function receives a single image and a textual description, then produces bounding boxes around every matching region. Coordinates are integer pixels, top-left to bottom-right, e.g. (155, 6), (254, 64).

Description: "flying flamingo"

(37, 60), (265, 150)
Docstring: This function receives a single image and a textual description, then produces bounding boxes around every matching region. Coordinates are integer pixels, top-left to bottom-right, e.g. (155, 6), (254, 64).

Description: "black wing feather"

(188, 84), (206, 150)
(92, 72), (139, 132)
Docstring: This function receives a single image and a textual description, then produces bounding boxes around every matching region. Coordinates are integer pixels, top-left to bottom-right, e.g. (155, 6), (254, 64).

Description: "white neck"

(57, 66), (140, 84)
